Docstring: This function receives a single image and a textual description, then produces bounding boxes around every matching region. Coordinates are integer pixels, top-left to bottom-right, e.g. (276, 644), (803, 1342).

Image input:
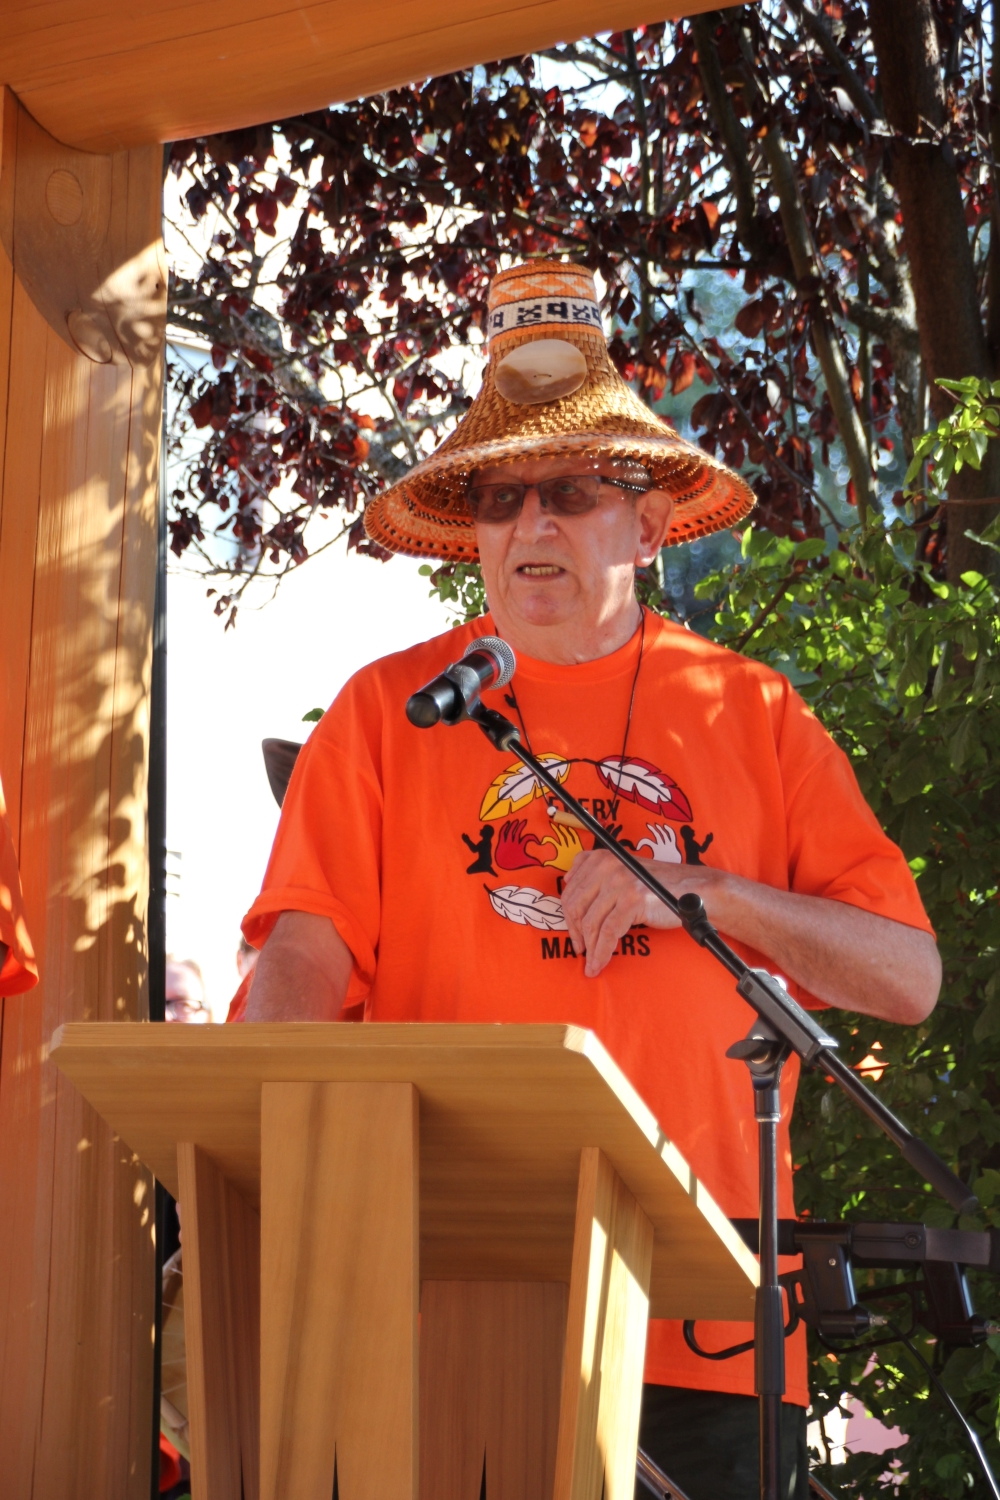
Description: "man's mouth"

(517, 564), (564, 577)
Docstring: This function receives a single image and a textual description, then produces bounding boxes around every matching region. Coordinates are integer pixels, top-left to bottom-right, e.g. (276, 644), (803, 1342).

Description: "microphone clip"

(469, 704), (522, 753)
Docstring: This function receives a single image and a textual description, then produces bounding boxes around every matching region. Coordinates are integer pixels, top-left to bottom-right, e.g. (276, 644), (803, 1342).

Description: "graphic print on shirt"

(464, 751), (712, 956)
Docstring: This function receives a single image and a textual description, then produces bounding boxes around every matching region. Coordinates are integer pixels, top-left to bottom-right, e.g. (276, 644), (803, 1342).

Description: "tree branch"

(841, 296), (920, 350)
(733, 16), (876, 523)
(785, 0), (879, 123)
(623, 29), (654, 347)
(689, 12), (766, 260)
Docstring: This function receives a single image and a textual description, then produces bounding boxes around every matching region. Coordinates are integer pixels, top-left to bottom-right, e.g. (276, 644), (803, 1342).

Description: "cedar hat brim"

(363, 261), (755, 562)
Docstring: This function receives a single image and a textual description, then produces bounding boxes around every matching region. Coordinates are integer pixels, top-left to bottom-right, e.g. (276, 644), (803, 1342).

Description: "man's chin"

(507, 596), (579, 630)
(505, 570), (573, 606)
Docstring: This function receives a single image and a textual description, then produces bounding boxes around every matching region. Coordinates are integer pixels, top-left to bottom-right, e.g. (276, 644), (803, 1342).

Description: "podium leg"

(420, 1281), (567, 1500)
(177, 1142), (261, 1500)
(553, 1147), (653, 1500)
(259, 1081), (418, 1500)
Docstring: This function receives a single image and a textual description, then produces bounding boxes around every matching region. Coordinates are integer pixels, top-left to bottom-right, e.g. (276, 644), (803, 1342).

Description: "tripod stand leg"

(728, 1023), (788, 1500)
(756, 1088), (784, 1500)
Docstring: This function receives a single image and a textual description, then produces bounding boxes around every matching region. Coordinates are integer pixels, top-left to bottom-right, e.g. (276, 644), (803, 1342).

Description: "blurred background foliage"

(700, 519), (1000, 1495)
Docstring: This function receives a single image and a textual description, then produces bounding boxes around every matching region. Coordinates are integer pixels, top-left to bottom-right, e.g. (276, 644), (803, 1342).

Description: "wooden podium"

(51, 1022), (757, 1500)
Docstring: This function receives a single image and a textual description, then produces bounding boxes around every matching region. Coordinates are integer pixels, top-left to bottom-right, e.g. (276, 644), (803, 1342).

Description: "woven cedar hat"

(363, 260), (755, 561)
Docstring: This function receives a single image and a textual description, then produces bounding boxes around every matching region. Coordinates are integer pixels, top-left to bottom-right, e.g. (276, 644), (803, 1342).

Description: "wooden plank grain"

(553, 1148), (653, 1500)
(178, 1143), (239, 1500)
(1, 0), (723, 153)
(420, 1281), (567, 1500)
(0, 92), (162, 1500)
(50, 1023), (758, 1321)
(260, 1081), (418, 1500)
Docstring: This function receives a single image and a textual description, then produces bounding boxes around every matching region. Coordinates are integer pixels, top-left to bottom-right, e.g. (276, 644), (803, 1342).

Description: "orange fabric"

(226, 969), (254, 1023)
(159, 1431), (182, 1492)
(244, 610), (933, 1405)
(0, 773), (38, 997)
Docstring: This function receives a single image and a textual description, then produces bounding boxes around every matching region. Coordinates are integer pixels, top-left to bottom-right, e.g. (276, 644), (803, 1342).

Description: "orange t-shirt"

(0, 775), (38, 996)
(244, 609), (933, 1405)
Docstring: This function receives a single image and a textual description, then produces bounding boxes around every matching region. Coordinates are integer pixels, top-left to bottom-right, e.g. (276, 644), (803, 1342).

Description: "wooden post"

(0, 87), (165, 1497)
(553, 1147), (654, 1500)
(176, 1143), (261, 1500)
(420, 1281), (567, 1500)
(259, 1081), (419, 1500)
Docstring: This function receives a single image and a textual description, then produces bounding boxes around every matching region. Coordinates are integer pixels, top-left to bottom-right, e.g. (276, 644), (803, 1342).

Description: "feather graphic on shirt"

(479, 755), (570, 821)
(486, 885), (568, 930)
(596, 756), (693, 821)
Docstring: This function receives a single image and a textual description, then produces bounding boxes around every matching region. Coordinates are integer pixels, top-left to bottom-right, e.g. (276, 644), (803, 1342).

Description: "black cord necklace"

(504, 607), (647, 814)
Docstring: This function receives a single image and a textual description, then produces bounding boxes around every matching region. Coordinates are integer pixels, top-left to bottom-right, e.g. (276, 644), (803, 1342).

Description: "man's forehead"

(470, 454), (649, 485)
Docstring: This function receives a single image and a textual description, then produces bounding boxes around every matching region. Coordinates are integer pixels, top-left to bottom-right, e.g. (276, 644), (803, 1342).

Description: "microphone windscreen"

(465, 635), (516, 688)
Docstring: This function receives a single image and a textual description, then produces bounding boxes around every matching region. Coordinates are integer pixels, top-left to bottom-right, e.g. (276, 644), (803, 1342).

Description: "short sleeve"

(0, 779), (38, 996)
(242, 676), (385, 1005)
(777, 687), (934, 934)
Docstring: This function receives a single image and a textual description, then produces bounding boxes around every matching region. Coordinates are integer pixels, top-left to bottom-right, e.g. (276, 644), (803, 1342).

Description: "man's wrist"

(641, 863), (745, 932)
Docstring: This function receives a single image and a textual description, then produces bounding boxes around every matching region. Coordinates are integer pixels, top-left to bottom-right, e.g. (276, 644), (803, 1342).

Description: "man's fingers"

(584, 909), (623, 976)
(578, 887), (620, 959)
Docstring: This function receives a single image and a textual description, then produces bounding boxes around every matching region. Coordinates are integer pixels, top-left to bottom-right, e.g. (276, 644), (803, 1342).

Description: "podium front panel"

(51, 1021), (756, 1320)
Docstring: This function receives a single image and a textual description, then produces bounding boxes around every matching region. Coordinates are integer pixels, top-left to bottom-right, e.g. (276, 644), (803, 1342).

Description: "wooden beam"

(554, 1147), (654, 1500)
(176, 1143), (260, 1500)
(259, 1081), (419, 1500)
(0, 86), (165, 1500)
(0, 0), (723, 154)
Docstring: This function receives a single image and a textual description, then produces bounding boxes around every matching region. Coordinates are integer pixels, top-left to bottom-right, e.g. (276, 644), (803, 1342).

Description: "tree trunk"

(868, 0), (1000, 578)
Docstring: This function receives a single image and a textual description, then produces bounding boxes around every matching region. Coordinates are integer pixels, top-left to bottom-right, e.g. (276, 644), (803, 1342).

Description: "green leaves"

(950, 712), (981, 773)
(905, 377), (1000, 499)
(692, 517), (1000, 1492)
(419, 561), (487, 624)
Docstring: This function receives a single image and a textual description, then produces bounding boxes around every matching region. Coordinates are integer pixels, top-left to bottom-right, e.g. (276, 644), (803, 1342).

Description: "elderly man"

(242, 262), (938, 1500)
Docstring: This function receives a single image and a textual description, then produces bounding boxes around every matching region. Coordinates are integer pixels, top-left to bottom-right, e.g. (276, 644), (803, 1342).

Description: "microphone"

(406, 636), (516, 728)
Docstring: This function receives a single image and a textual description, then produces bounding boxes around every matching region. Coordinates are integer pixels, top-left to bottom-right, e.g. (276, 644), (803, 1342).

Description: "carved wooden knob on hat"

(494, 339), (589, 405)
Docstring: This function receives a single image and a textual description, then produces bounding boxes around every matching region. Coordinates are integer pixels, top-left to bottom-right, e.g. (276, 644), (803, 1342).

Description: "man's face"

(471, 455), (674, 635)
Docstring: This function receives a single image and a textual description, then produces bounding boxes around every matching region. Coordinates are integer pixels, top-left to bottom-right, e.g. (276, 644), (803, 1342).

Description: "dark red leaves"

(347, 516), (393, 561)
(669, 349), (697, 394)
(255, 194), (279, 235)
(163, 10), (934, 597)
(189, 393), (214, 428)
(734, 291), (782, 339)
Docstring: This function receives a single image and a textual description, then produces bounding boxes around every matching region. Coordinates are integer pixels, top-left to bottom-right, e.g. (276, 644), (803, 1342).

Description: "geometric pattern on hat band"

(487, 294), (603, 344)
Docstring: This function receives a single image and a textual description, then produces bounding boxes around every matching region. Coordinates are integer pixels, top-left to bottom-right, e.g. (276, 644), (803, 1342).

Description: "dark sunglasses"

(466, 473), (651, 524)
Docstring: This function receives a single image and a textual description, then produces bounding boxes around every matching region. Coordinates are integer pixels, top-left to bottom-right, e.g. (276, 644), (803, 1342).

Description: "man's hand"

(244, 910), (353, 1021)
(559, 849), (941, 1024)
(560, 852), (725, 977)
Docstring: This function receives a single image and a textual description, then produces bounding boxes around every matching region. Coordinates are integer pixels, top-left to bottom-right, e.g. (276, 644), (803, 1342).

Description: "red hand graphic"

(494, 818), (545, 870)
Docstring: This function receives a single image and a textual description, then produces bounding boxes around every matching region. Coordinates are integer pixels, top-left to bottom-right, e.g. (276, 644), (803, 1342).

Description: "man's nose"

(511, 487), (559, 539)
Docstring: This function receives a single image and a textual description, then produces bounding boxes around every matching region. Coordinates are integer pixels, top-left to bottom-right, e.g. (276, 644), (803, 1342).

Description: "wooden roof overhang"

(2, 0), (719, 154)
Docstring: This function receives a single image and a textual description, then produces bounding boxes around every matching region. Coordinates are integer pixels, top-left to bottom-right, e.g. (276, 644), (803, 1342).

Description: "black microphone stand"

(465, 703), (976, 1500)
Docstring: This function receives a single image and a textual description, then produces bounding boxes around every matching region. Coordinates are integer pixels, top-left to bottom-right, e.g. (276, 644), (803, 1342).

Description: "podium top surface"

(51, 1021), (757, 1321)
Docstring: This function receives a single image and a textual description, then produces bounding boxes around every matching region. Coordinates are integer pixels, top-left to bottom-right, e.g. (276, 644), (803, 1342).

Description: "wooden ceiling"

(2, 0), (718, 154)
